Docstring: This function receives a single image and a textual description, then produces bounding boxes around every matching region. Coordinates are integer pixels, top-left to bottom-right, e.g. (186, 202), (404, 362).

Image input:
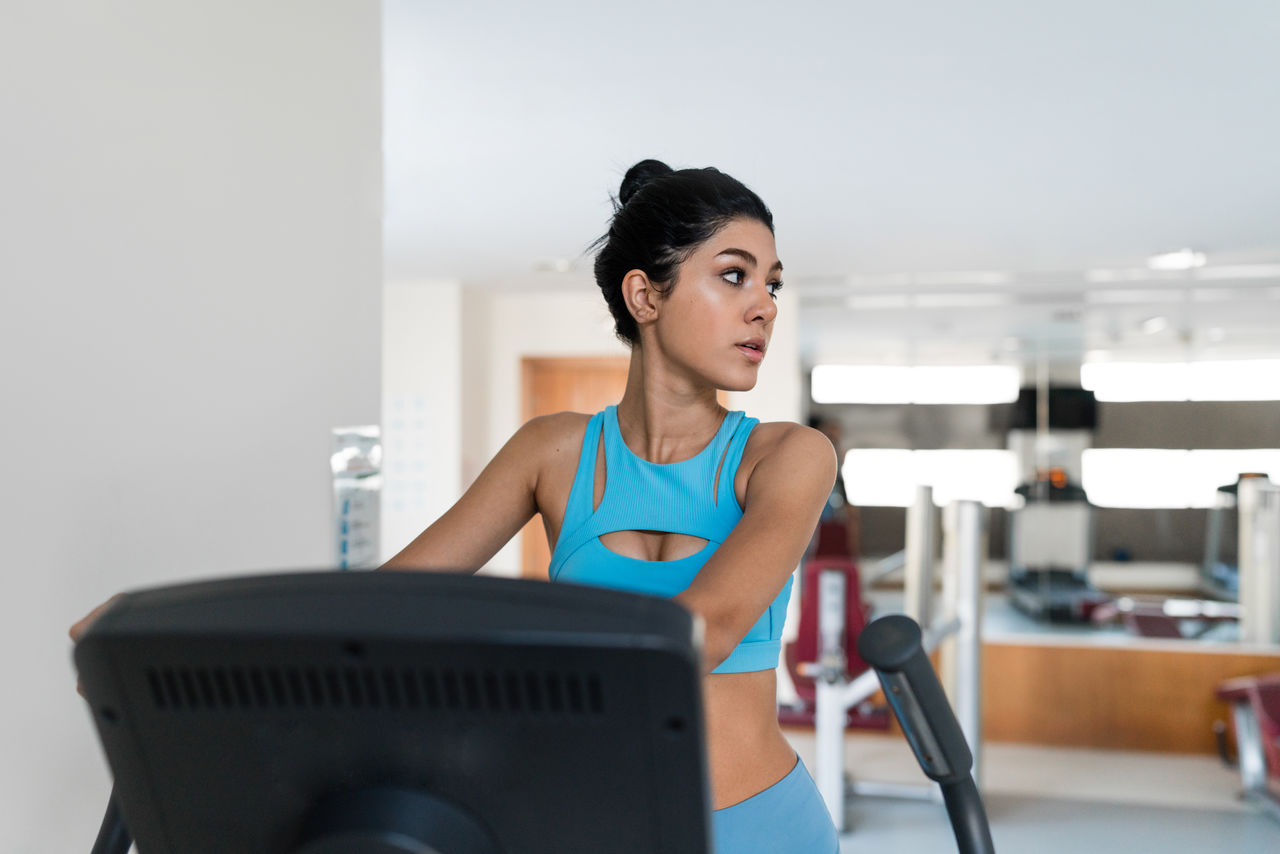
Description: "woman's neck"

(615, 346), (725, 464)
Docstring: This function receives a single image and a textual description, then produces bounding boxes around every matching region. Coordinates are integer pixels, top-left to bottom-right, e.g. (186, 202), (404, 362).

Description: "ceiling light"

(533, 258), (574, 273)
(912, 271), (1012, 287)
(1085, 268), (1154, 283)
(1147, 249), (1206, 271)
(1193, 263), (1280, 280)
(912, 292), (1009, 308)
(847, 273), (912, 289)
(1084, 289), (1184, 304)
(845, 294), (910, 310)
(1139, 315), (1169, 334)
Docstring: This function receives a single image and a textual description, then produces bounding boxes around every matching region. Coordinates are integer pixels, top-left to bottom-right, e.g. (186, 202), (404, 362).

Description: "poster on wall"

(331, 425), (381, 570)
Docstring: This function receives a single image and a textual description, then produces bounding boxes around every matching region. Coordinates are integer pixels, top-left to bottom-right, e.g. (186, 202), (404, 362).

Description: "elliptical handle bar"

(857, 614), (995, 854)
(91, 784), (132, 854)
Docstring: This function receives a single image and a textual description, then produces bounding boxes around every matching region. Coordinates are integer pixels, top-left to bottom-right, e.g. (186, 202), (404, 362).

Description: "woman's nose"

(749, 288), (778, 324)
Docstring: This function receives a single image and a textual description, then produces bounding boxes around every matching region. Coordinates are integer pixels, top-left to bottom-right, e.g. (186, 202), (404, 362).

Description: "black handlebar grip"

(856, 614), (973, 785)
(858, 614), (995, 854)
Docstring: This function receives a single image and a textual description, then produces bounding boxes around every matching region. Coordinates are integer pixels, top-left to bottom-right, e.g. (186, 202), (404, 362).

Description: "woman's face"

(649, 216), (782, 392)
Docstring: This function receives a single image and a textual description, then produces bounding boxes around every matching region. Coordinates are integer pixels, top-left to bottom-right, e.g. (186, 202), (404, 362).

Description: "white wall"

(382, 280), (463, 559)
(726, 290), (803, 424)
(0, 3), (382, 849)
(467, 283), (629, 574)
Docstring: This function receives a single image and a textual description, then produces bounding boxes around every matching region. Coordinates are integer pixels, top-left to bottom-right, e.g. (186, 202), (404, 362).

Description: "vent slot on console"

(144, 664), (605, 717)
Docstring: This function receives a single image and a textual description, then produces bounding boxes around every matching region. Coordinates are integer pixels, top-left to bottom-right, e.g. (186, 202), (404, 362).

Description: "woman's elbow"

(673, 592), (738, 673)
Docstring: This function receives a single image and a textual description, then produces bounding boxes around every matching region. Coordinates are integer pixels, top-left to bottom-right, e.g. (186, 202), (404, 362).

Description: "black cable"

(90, 786), (132, 854)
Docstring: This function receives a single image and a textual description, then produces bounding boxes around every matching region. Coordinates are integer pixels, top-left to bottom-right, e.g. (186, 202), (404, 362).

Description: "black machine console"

(76, 571), (711, 854)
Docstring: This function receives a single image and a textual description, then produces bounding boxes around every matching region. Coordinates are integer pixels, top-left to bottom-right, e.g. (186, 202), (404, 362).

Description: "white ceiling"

(383, 1), (1280, 365)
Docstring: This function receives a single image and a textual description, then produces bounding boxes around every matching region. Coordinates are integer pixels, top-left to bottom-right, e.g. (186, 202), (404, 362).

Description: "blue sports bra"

(548, 406), (792, 674)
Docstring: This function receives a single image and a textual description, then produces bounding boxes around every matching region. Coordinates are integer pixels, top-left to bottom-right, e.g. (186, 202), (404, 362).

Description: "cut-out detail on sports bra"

(712, 438), (733, 507)
(591, 427), (606, 513)
(598, 529), (711, 562)
(593, 412), (718, 561)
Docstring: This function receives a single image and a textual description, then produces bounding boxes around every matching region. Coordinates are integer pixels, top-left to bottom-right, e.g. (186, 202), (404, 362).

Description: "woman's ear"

(622, 269), (661, 327)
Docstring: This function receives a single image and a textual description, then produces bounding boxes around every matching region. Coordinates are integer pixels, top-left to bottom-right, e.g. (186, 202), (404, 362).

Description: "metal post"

(940, 500), (985, 786)
(1238, 479), (1280, 645)
(814, 569), (848, 832)
(904, 485), (935, 627)
(1233, 702), (1268, 792)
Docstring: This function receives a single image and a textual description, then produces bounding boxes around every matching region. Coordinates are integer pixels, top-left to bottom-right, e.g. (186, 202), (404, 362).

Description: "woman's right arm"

(379, 416), (552, 572)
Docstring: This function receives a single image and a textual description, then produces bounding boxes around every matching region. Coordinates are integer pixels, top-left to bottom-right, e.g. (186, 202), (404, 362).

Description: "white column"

(1238, 479), (1280, 645)
(904, 485), (936, 626)
(941, 500), (985, 785)
(814, 569), (849, 832)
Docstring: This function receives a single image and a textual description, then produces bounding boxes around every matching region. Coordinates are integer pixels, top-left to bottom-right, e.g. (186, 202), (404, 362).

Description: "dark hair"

(591, 159), (774, 345)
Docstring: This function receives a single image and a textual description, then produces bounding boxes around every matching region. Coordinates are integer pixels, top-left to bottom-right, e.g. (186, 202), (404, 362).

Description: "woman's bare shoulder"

(517, 411), (596, 463)
(745, 420), (831, 452)
(741, 421), (837, 481)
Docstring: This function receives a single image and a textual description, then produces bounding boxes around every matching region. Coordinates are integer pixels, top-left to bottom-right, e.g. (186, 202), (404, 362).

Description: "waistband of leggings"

(711, 753), (804, 815)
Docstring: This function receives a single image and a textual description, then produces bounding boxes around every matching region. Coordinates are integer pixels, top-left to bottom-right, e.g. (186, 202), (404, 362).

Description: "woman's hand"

(69, 593), (121, 697)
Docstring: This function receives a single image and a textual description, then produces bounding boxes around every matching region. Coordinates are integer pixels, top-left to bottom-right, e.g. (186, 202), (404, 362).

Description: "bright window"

(812, 365), (1020, 405)
(841, 449), (1019, 508)
(1081, 449), (1280, 508)
(841, 448), (1280, 509)
(1081, 360), (1280, 402)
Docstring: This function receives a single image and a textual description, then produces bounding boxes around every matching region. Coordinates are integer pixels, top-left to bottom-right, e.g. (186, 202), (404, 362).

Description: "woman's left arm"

(674, 424), (837, 673)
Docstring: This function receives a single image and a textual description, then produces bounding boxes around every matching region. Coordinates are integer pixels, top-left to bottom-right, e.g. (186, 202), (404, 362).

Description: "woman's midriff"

(703, 668), (797, 810)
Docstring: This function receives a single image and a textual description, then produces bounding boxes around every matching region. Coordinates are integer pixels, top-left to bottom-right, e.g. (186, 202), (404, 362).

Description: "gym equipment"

(1201, 477), (1247, 601)
(779, 523), (889, 731)
(801, 487), (986, 833)
(779, 555), (889, 731)
(1217, 672), (1280, 823)
(860, 614), (996, 854)
(1007, 468), (1110, 622)
(1091, 595), (1239, 639)
(1005, 386), (1109, 623)
(77, 572), (711, 854)
(78, 571), (997, 852)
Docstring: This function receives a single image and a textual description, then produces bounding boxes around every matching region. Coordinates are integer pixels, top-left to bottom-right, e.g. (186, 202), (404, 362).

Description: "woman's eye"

(768, 280), (784, 298)
(722, 269), (744, 286)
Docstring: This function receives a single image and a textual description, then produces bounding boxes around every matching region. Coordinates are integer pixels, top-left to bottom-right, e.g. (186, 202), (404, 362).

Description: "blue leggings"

(711, 755), (840, 853)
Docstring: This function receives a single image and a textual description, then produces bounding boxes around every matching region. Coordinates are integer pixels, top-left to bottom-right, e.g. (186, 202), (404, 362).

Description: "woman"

(71, 159), (840, 852)
(381, 160), (840, 852)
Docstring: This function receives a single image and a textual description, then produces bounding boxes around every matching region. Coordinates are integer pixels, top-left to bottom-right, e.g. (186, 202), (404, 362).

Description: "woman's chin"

(718, 375), (759, 394)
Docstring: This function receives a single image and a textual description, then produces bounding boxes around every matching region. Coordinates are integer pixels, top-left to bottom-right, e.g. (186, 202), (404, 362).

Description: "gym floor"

(783, 730), (1280, 853)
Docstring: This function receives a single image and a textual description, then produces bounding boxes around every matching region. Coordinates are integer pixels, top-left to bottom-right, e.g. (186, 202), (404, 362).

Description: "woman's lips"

(737, 344), (764, 363)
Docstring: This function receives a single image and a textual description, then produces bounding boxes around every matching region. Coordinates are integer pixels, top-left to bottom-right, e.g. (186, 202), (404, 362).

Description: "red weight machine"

(1217, 672), (1280, 822)
(778, 521), (889, 730)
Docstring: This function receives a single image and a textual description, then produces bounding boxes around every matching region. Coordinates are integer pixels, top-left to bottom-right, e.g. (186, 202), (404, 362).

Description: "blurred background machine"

(1005, 386), (1111, 622)
(1202, 473), (1273, 602)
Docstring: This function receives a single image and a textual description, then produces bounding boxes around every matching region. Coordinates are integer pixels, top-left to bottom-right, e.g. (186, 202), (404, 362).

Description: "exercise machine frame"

(803, 486), (986, 833)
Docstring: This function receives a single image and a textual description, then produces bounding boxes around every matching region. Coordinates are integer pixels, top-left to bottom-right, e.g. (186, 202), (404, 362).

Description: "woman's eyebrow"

(716, 248), (784, 273)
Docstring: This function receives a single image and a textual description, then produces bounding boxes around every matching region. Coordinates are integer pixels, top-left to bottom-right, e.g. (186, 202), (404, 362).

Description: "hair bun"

(619, 159), (674, 206)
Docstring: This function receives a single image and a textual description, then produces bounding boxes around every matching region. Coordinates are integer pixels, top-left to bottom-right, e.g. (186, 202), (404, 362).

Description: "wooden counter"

(980, 636), (1280, 753)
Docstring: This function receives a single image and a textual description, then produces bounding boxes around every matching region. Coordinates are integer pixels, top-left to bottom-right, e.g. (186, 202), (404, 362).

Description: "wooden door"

(520, 357), (630, 578)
